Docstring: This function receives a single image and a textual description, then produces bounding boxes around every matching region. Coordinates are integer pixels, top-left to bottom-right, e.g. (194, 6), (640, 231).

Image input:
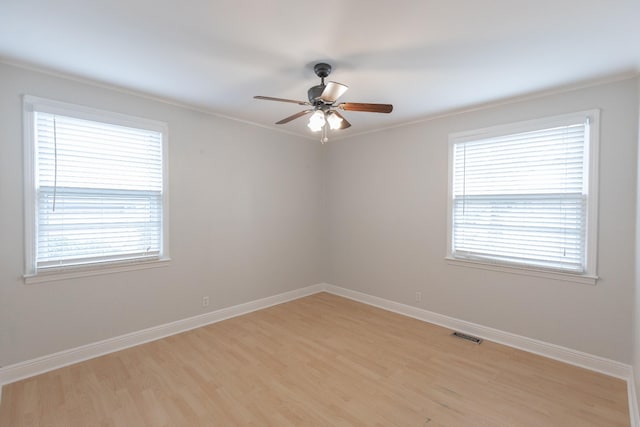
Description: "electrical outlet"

(202, 296), (210, 307)
(415, 291), (422, 303)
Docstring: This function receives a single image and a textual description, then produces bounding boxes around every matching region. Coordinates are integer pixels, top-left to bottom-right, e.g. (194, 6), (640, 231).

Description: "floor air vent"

(451, 331), (483, 344)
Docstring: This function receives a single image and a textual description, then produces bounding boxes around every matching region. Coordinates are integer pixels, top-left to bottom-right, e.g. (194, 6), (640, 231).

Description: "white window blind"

(31, 109), (165, 271)
(450, 117), (593, 273)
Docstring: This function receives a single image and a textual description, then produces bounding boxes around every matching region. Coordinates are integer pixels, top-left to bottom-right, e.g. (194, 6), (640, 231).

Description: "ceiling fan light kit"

(307, 110), (343, 132)
(254, 62), (393, 143)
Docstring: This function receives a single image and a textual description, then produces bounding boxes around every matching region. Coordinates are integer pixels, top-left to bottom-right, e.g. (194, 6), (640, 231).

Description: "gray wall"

(0, 62), (326, 367)
(634, 77), (640, 409)
(1, 61), (638, 369)
(326, 78), (639, 363)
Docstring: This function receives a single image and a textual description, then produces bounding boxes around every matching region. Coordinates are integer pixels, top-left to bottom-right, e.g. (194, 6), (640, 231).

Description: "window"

(447, 111), (599, 284)
(24, 96), (169, 282)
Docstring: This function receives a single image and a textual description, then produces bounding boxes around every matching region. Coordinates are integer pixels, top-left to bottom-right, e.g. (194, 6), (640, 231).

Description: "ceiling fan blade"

(338, 102), (393, 113)
(320, 82), (349, 103)
(254, 96), (309, 106)
(275, 110), (313, 124)
(331, 111), (351, 129)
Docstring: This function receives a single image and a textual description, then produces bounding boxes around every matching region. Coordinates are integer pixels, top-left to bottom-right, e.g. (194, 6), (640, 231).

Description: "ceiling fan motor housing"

(308, 85), (328, 105)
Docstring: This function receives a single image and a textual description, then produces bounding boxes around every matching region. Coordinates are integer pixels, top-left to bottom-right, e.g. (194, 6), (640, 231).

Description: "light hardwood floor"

(0, 292), (630, 426)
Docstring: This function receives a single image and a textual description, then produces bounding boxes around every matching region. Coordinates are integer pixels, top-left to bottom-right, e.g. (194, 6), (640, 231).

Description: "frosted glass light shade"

(307, 110), (325, 132)
(327, 112), (343, 130)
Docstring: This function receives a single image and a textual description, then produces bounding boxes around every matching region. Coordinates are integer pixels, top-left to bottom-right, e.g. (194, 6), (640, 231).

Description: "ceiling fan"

(254, 63), (393, 143)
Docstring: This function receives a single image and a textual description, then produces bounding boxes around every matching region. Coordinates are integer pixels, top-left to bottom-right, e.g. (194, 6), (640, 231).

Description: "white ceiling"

(1, 0), (639, 139)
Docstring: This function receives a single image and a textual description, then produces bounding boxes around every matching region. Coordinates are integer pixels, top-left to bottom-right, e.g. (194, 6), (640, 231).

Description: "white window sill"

(445, 257), (598, 286)
(24, 257), (171, 284)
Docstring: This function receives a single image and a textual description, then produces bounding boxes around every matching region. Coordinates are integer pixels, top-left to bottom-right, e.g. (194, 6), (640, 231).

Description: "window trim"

(446, 110), (599, 285)
(23, 95), (170, 283)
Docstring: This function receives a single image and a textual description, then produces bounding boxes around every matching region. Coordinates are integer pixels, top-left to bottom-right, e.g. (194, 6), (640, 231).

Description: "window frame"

(23, 95), (170, 283)
(446, 110), (599, 285)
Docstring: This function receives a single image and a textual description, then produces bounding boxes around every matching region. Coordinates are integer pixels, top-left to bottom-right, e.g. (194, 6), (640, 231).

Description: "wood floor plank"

(0, 292), (630, 426)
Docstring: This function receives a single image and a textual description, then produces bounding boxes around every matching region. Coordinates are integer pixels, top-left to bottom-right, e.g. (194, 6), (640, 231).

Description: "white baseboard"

(1, 282), (637, 425)
(322, 283), (638, 426)
(324, 284), (630, 378)
(628, 371), (640, 427)
(0, 283), (325, 387)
